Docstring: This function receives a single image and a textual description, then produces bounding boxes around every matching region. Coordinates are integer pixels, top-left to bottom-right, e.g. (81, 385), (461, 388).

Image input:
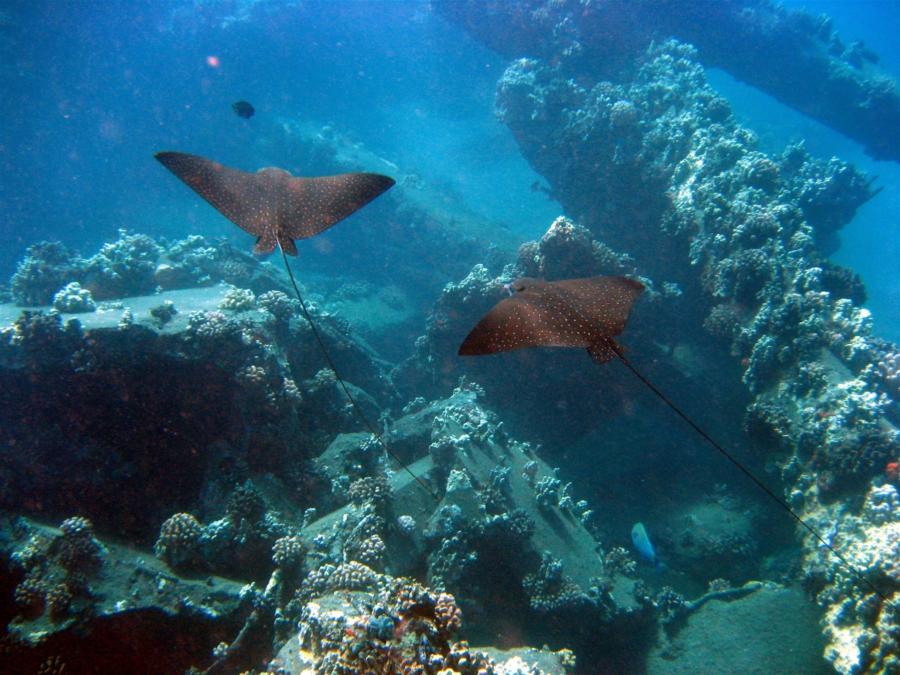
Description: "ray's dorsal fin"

(459, 274), (887, 601)
(155, 151), (394, 255)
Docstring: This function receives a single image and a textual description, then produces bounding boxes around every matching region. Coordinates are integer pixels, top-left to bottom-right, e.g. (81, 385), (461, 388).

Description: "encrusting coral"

(7, 230), (289, 308)
(9, 516), (105, 625)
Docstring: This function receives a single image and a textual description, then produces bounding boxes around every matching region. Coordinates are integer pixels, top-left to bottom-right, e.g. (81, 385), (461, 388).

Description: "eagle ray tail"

(278, 242), (438, 502)
(610, 344), (887, 602)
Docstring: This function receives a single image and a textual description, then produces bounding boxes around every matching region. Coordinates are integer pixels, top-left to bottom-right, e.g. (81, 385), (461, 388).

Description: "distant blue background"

(0, 0), (896, 339)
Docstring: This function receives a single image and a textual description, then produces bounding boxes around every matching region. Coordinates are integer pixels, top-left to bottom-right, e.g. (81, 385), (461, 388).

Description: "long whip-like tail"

(278, 243), (438, 502)
(610, 344), (887, 602)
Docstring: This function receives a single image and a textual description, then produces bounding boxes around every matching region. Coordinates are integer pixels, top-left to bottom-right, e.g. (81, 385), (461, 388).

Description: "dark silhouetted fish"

(154, 151), (395, 256)
(232, 100), (255, 119)
(459, 274), (885, 600)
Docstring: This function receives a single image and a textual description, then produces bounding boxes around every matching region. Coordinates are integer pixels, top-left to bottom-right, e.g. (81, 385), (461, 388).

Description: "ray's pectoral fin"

(283, 173), (396, 241)
(155, 151), (269, 238)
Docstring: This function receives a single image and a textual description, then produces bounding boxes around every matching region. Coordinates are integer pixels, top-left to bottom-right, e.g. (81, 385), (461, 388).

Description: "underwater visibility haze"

(1, 1), (900, 674)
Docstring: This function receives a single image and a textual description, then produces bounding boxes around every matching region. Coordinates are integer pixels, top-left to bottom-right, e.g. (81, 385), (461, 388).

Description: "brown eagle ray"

(155, 151), (395, 256)
(458, 276), (644, 363)
(156, 151), (437, 500)
(459, 275), (885, 599)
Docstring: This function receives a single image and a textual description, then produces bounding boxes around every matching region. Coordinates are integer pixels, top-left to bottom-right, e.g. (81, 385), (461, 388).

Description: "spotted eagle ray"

(156, 151), (436, 500)
(155, 151), (395, 256)
(459, 275), (885, 599)
(458, 276), (644, 362)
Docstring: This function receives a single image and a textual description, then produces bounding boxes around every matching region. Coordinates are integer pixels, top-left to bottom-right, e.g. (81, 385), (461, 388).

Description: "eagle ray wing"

(282, 173), (396, 240)
(156, 151), (272, 237)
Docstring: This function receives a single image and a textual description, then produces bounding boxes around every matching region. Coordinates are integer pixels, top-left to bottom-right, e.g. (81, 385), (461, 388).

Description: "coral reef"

(416, 385), (650, 661)
(1, 273), (626, 671)
(9, 516), (105, 625)
(51, 282), (96, 313)
(0, 280), (395, 542)
(877, 350), (900, 402)
(271, 575), (575, 673)
(10, 241), (81, 306)
(810, 482), (900, 673)
(283, 581), (495, 673)
(7, 230), (289, 309)
(432, 12), (899, 672)
(154, 512), (204, 570)
(153, 492), (292, 583)
(80, 231), (162, 299)
(219, 285), (256, 312)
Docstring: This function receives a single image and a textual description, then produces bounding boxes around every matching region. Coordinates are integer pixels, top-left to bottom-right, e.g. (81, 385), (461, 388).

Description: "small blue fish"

(631, 522), (659, 568)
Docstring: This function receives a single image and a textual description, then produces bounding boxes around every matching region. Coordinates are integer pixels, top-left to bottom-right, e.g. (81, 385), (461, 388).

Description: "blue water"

(2, 0), (896, 338)
(0, 1), (556, 279)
